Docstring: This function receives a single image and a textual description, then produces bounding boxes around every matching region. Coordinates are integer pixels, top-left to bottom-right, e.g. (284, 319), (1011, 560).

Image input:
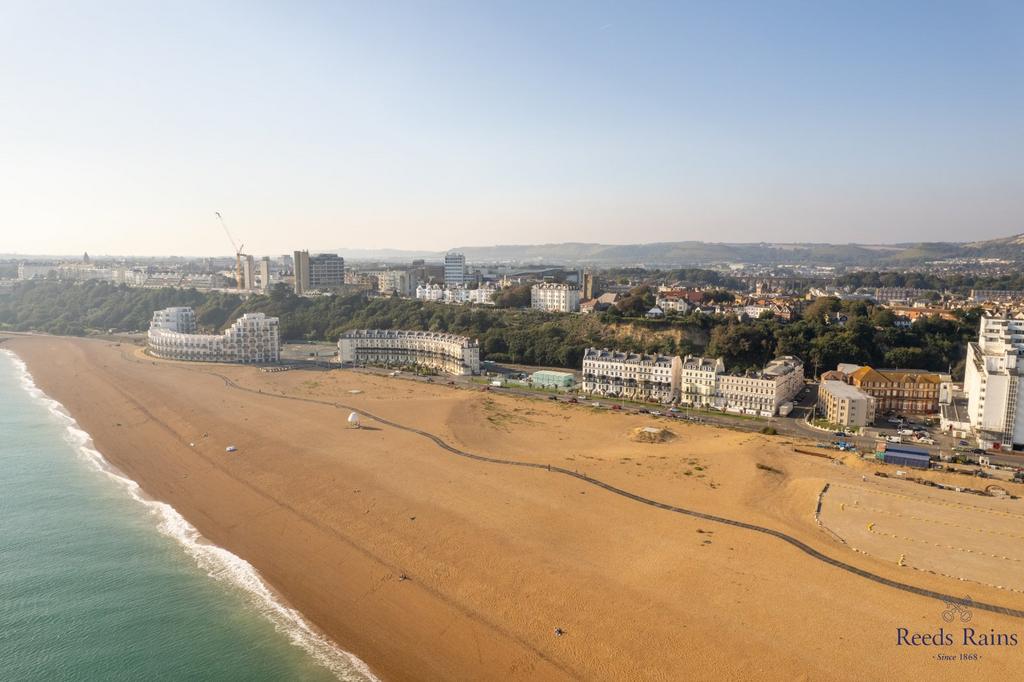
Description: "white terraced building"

(337, 329), (480, 375)
(715, 356), (804, 417)
(965, 313), (1024, 449)
(531, 282), (581, 313)
(679, 355), (725, 407)
(581, 348), (680, 403)
(147, 307), (280, 364)
(580, 349), (803, 415)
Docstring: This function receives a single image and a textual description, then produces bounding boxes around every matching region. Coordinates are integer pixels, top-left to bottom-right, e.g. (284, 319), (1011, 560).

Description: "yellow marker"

(898, 554), (906, 567)
(867, 522), (875, 531)
(840, 503), (846, 511)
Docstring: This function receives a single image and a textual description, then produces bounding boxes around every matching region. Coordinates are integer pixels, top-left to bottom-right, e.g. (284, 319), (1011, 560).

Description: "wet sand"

(6, 334), (1024, 680)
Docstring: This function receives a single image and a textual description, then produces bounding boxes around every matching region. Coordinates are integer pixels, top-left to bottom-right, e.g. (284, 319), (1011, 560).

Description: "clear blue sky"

(1, 1), (1021, 256)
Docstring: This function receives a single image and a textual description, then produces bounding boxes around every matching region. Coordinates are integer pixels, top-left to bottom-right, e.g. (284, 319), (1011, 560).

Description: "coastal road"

(201, 365), (1024, 621)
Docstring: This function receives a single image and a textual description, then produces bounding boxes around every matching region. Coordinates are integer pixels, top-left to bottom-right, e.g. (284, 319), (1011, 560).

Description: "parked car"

(668, 407), (680, 413)
(897, 428), (915, 436)
(651, 411), (663, 416)
(611, 404), (622, 411)
(547, 395), (558, 401)
(887, 418), (902, 424)
(567, 397), (578, 403)
(638, 408), (650, 414)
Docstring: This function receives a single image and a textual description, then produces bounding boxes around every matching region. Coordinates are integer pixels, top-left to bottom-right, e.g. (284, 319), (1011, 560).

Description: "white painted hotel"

(581, 348), (680, 403)
(581, 348), (803, 415)
(531, 282), (581, 313)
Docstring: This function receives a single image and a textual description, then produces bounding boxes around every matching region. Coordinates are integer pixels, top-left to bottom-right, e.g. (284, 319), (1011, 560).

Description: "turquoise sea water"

(0, 351), (375, 681)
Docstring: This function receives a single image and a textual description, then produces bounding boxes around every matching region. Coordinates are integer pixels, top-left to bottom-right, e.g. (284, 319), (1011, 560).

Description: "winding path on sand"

(144, 351), (1024, 620)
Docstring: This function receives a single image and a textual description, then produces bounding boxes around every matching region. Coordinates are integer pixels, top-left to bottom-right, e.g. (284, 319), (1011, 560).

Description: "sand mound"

(630, 426), (674, 443)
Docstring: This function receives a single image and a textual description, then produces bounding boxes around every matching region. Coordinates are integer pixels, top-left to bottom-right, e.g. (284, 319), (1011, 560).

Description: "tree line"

(0, 280), (983, 378)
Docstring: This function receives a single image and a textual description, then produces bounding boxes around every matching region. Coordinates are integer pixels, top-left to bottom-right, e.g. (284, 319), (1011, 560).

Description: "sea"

(0, 350), (376, 681)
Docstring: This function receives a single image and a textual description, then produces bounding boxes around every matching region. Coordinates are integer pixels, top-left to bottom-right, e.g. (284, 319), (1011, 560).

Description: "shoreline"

(7, 334), (1024, 680)
(0, 349), (378, 682)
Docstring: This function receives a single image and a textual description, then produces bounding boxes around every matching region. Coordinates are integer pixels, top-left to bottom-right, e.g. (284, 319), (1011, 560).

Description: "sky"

(1, 1), (1022, 257)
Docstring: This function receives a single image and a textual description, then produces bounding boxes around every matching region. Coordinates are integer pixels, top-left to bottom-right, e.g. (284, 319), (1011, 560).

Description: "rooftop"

(821, 380), (871, 400)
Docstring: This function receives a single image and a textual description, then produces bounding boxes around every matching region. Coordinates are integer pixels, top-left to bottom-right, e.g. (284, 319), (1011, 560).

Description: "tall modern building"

(293, 251), (344, 294)
(241, 255), (256, 291)
(258, 256), (271, 292)
(293, 250), (310, 294)
(444, 251), (466, 287)
(965, 313), (1024, 449)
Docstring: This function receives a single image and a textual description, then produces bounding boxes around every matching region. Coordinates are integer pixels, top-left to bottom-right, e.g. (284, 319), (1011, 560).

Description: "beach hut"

(348, 412), (360, 429)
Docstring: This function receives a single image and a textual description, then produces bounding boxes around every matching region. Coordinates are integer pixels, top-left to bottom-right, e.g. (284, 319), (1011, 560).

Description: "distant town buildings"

(531, 282), (581, 313)
(337, 329), (480, 375)
(415, 283), (497, 305)
(965, 313), (1024, 449)
(147, 306), (280, 364)
(444, 251), (467, 287)
(970, 290), (1024, 304)
(293, 251), (345, 294)
(818, 380), (876, 428)
(872, 287), (940, 304)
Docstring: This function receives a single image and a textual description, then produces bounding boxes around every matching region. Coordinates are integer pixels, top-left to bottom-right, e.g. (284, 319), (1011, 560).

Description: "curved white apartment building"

(338, 329), (480, 375)
(148, 306), (280, 363)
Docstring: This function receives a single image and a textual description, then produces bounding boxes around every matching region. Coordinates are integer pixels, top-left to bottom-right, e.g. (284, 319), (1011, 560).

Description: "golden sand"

(6, 335), (1024, 681)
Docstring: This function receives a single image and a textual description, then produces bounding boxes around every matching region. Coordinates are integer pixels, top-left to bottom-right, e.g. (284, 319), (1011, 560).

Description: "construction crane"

(215, 211), (247, 290)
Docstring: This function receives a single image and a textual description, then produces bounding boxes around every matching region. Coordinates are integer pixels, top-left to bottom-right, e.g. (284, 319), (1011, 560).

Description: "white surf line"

(0, 350), (378, 682)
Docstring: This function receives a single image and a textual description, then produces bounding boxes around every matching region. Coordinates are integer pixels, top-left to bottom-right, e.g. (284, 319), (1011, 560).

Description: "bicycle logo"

(942, 596), (973, 623)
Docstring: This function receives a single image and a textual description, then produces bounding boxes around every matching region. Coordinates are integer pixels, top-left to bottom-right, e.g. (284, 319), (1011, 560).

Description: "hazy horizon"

(4, 231), (1024, 261)
(2, 2), (1022, 257)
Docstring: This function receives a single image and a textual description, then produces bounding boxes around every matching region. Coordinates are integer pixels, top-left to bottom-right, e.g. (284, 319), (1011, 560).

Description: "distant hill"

(335, 233), (1024, 267)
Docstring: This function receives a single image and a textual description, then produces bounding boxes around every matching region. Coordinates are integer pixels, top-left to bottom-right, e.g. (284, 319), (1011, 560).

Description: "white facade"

(679, 355), (725, 407)
(338, 329), (480, 375)
(580, 350), (803, 416)
(416, 283), (445, 301)
(716, 356), (804, 417)
(416, 284), (498, 305)
(148, 307), (280, 364)
(581, 348), (681, 403)
(655, 296), (693, 314)
(531, 282), (581, 313)
(965, 313), (1024, 448)
(150, 306), (197, 333)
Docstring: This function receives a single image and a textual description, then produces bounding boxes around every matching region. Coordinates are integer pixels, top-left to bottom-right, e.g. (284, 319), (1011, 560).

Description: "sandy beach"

(6, 334), (1024, 680)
